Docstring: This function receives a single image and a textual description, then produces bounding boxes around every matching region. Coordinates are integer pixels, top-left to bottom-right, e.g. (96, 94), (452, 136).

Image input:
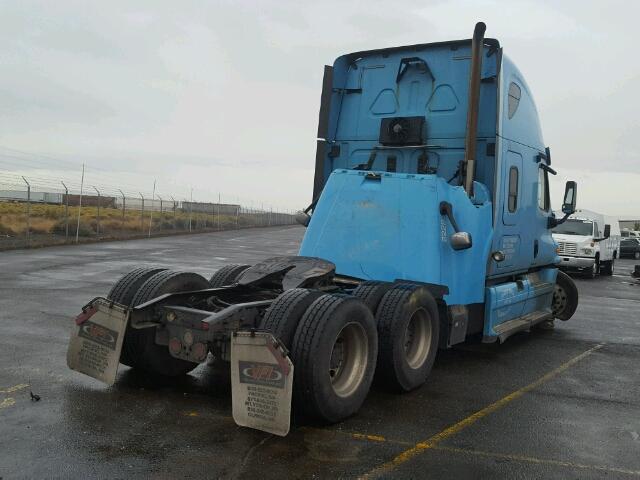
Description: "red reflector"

(169, 337), (182, 355)
(74, 306), (97, 325)
(200, 322), (209, 331)
(193, 342), (208, 362)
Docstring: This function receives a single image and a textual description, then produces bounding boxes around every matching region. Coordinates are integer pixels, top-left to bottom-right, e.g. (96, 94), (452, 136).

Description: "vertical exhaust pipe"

(463, 22), (486, 197)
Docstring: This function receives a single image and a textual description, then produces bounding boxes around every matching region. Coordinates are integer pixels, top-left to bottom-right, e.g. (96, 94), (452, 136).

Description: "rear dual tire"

(209, 264), (250, 287)
(291, 294), (378, 423)
(375, 285), (440, 392)
(108, 267), (210, 376)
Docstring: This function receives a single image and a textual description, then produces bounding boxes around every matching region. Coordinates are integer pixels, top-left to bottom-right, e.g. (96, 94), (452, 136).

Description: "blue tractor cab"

(299, 22), (579, 345)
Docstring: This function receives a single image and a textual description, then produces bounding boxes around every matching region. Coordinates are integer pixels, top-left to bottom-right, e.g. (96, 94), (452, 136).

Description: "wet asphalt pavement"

(1, 226), (639, 479)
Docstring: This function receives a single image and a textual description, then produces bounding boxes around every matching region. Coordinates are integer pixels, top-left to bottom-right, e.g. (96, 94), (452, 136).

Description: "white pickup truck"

(552, 209), (621, 277)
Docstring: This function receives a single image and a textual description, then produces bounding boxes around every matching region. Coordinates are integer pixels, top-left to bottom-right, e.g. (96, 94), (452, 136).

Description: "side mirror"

(295, 211), (311, 227)
(451, 232), (472, 251)
(562, 181), (577, 215)
(594, 224), (611, 242)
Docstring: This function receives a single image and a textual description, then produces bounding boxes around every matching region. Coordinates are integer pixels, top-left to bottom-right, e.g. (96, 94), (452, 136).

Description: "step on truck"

(67, 22), (580, 436)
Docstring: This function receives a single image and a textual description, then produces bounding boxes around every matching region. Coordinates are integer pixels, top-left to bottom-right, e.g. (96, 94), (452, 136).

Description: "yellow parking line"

(436, 446), (640, 477)
(0, 383), (29, 394)
(0, 397), (16, 410)
(360, 343), (604, 479)
(351, 433), (389, 443)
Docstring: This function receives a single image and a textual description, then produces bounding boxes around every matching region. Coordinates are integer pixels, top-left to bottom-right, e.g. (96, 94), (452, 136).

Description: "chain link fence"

(0, 175), (296, 250)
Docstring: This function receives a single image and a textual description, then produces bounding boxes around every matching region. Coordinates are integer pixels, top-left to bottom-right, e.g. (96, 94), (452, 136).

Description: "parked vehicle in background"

(552, 209), (621, 277)
(621, 238), (640, 259)
(621, 229), (640, 239)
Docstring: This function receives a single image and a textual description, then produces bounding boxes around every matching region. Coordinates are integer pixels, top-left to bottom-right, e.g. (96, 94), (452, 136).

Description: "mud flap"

(66, 298), (128, 386)
(231, 331), (294, 437)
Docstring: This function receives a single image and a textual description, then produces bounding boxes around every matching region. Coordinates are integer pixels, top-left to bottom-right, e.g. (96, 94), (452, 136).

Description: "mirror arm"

(548, 212), (571, 229)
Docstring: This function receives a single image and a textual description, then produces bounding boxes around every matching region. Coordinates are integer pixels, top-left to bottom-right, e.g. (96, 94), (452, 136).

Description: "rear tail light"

(169, 337), (182, 355)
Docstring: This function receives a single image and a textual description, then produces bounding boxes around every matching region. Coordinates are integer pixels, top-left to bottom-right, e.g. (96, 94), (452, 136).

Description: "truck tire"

(106, 266), (168, 367)
(601, 259), (614, 276)
(291, 294), (377, 423)
(107, 267), (167, 307)
(259, 288), (323, 350)
(209, 264), (251, 287)
(586, 256), (600, 279)
(126, 270), (211, 376)
(375, 284), (440, 392)
(351, 281), (393, 315)
(552, 270), (579, 321)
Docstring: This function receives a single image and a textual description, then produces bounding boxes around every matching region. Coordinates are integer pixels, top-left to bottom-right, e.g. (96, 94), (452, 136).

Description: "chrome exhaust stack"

(463, 22), (486, 197)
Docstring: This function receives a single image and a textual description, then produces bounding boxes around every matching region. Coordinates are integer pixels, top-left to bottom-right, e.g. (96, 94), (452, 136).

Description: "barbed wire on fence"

(0, 169), (297, 250)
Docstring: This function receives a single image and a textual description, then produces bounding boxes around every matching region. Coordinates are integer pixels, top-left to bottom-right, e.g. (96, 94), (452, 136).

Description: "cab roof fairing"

(335, 37), (501, 67)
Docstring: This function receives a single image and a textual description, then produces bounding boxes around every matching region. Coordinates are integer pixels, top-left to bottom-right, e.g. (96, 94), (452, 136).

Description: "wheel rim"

(403, 308), (432, 370)
(552, 284), (568, 316)
(636, 252), (640, 259)
(328, 322), (368, 398)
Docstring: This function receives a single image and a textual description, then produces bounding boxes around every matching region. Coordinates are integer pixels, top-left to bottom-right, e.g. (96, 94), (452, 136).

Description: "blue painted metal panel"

(303, 43), (564, 342)
(483, 267), (557, 338)
(299, 170), (493, 305)
(488, 54), (558, 277)
(321, 43), (498, 196)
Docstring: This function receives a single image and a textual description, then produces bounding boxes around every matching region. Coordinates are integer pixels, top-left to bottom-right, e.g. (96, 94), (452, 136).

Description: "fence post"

(75, 164), (85, 244)
(170, 195), (177, 230)
(21, 176), (30, 246)
(118, 189), (126, 229)
(148, 180), (156, 238)
(93, 186), (101, 236)
(61, 181), (69, 241)
(236, 205), (240, 228)
(139, 192), (144, 232)
(188, 189), (193, 232)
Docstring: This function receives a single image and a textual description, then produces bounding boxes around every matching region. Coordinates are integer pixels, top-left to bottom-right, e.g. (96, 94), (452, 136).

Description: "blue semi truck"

(67, 23), (579, 432)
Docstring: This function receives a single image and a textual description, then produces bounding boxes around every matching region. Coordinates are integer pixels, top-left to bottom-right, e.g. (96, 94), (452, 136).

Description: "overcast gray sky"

(0, 0), (638, 215)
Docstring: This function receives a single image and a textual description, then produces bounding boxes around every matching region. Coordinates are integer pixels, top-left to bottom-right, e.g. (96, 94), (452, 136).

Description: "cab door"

(497, 150), (523, 270)
(502, 150), (522, 226)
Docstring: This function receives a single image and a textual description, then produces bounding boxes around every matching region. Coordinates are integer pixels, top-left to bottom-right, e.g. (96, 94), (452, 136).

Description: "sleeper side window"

(508, 166), (519, 212)
(508, 82), (521, 119)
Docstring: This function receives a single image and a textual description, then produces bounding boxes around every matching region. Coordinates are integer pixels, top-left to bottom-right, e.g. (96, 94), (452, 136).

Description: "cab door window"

(537, 167), (550, 211)
(508, 166), (519, 212)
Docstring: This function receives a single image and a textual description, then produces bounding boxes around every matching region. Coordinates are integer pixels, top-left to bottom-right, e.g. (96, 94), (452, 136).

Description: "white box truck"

(552, 209), (621, 277)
